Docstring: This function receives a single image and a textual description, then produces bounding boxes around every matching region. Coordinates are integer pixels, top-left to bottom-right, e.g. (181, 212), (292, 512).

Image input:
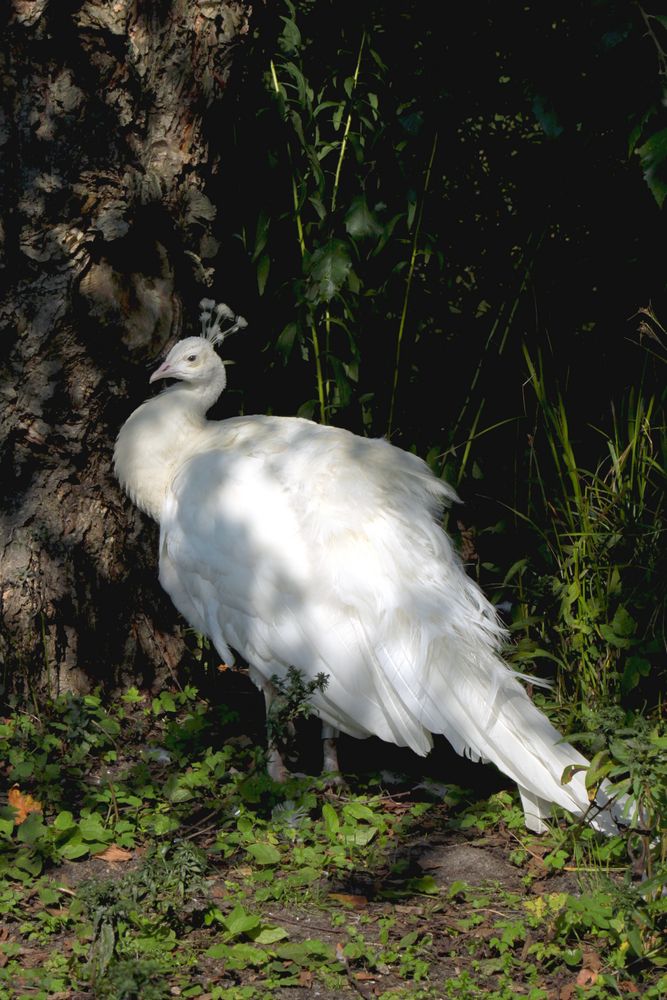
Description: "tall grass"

(515, 344), (666, 705)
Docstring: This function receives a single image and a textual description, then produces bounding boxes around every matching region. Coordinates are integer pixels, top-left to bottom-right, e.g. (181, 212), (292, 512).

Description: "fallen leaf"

(526, 840), (552, 858)
(581, 949), (602, 972)
(298, 969), (313, 987)
(355, 971), (378, 981)
(329, 892), (368, 909)
(232, 865), (254, 879)
(576, 967), (598, 988)
(93, 845), (133, 862)
(8, 786), (42, 824)
(618, 982), (639, 994)
(530, 879), (549, 894)
(376, 798), (411, 815)
(527, 856), (548, 876)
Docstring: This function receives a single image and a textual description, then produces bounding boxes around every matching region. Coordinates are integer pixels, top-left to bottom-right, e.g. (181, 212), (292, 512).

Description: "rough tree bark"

(0, 0), (251, 698)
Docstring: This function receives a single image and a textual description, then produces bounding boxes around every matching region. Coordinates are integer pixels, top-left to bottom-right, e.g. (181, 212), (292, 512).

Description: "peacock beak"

(149, 361), (173, 384)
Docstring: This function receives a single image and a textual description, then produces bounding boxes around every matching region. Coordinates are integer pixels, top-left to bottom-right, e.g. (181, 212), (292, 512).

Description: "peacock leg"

(321, 723), (345, 784)
(258, 676), (290, 783)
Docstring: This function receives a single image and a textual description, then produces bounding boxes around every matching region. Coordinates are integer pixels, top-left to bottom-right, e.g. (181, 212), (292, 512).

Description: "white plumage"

(114, 302), (622, 835)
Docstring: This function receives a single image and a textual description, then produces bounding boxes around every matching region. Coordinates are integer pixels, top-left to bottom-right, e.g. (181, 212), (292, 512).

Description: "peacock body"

(114, 302), (623, 834)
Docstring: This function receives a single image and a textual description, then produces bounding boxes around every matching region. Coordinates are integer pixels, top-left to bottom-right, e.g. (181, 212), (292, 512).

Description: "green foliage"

(564, 707), (667, 880)
(242, 1), (445, 429)
(511, 346), (666, 705)
(94, 959), (171, 1000)
(0, 691), (665, 996)
(266, 665), (329, 763)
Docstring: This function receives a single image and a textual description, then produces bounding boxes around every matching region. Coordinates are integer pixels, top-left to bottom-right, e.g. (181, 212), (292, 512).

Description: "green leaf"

(257, 253), (270, 296)
(279, 16), (301, 55)
(344, 195), (382, 240)
(532, 94), (563, 139)
(322, 803), (339, 836)
(8, 850), (43, 879)
(148, 812), (179, 836)
(78, 816), (110, 842)
(399, 110), (424, 135)
(342, 802), (377, 823)
(625, 926), (644, 958)
(15, 811), (46, 846)
(621, 656), (651, 695)
(447, 881), (468, 898)
(408, 875), (440, 895)
(636, 128), (667, 207)
(228, 943), (271, 968)
(599, 624), (632, 649)
(252, 924), (289, 945)
(331, 357), (352, 408)
(162, 691), (177, 712)
(247, 842), (281, 866)
(306, 240), (352, 303)
(585, 751), (612, 793)
(224, 905), (262, 937)
(275, 939), (334, 964)
(610, 605), (636, 637)
(252, 211), (270, 261)
(93, 920), (115, 977)
(296, 399), (317, 420)
(276, 322), (298, 360)
(60, 840), (90, 860)
(561, 763), (587, 785)
(342, 826), (377, 846)
(163, 775), (193, 803)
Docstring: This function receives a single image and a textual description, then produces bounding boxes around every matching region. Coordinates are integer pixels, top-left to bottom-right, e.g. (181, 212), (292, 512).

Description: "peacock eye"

(187, 354), (198, 362)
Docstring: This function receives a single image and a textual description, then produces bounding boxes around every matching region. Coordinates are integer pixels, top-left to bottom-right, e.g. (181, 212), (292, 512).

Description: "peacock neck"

(114, 382), (221, 523)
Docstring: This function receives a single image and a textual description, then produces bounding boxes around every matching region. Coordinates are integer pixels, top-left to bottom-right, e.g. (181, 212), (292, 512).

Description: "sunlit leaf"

(93, 844), (133, 862)
(322, 802), (339, 836)
(224, 904), (262, 937)
(8, 786), (42, 825)
(246, 842), (281, 866)
(252, 924), (289, 944)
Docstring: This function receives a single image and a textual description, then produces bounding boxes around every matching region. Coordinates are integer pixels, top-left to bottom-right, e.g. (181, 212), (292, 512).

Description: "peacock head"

(149, 336), (221, 386)
(149, 300), (247, 387)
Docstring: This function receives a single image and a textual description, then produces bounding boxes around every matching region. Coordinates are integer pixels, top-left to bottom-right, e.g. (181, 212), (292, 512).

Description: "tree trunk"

(0, 0), (251, 698)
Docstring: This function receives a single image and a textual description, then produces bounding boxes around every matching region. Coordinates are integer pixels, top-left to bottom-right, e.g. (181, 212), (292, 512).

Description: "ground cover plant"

(1, 680), (665, 1000)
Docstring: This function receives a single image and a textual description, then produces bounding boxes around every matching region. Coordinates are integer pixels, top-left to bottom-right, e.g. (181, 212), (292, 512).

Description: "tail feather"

(370, 628), (627, 834)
